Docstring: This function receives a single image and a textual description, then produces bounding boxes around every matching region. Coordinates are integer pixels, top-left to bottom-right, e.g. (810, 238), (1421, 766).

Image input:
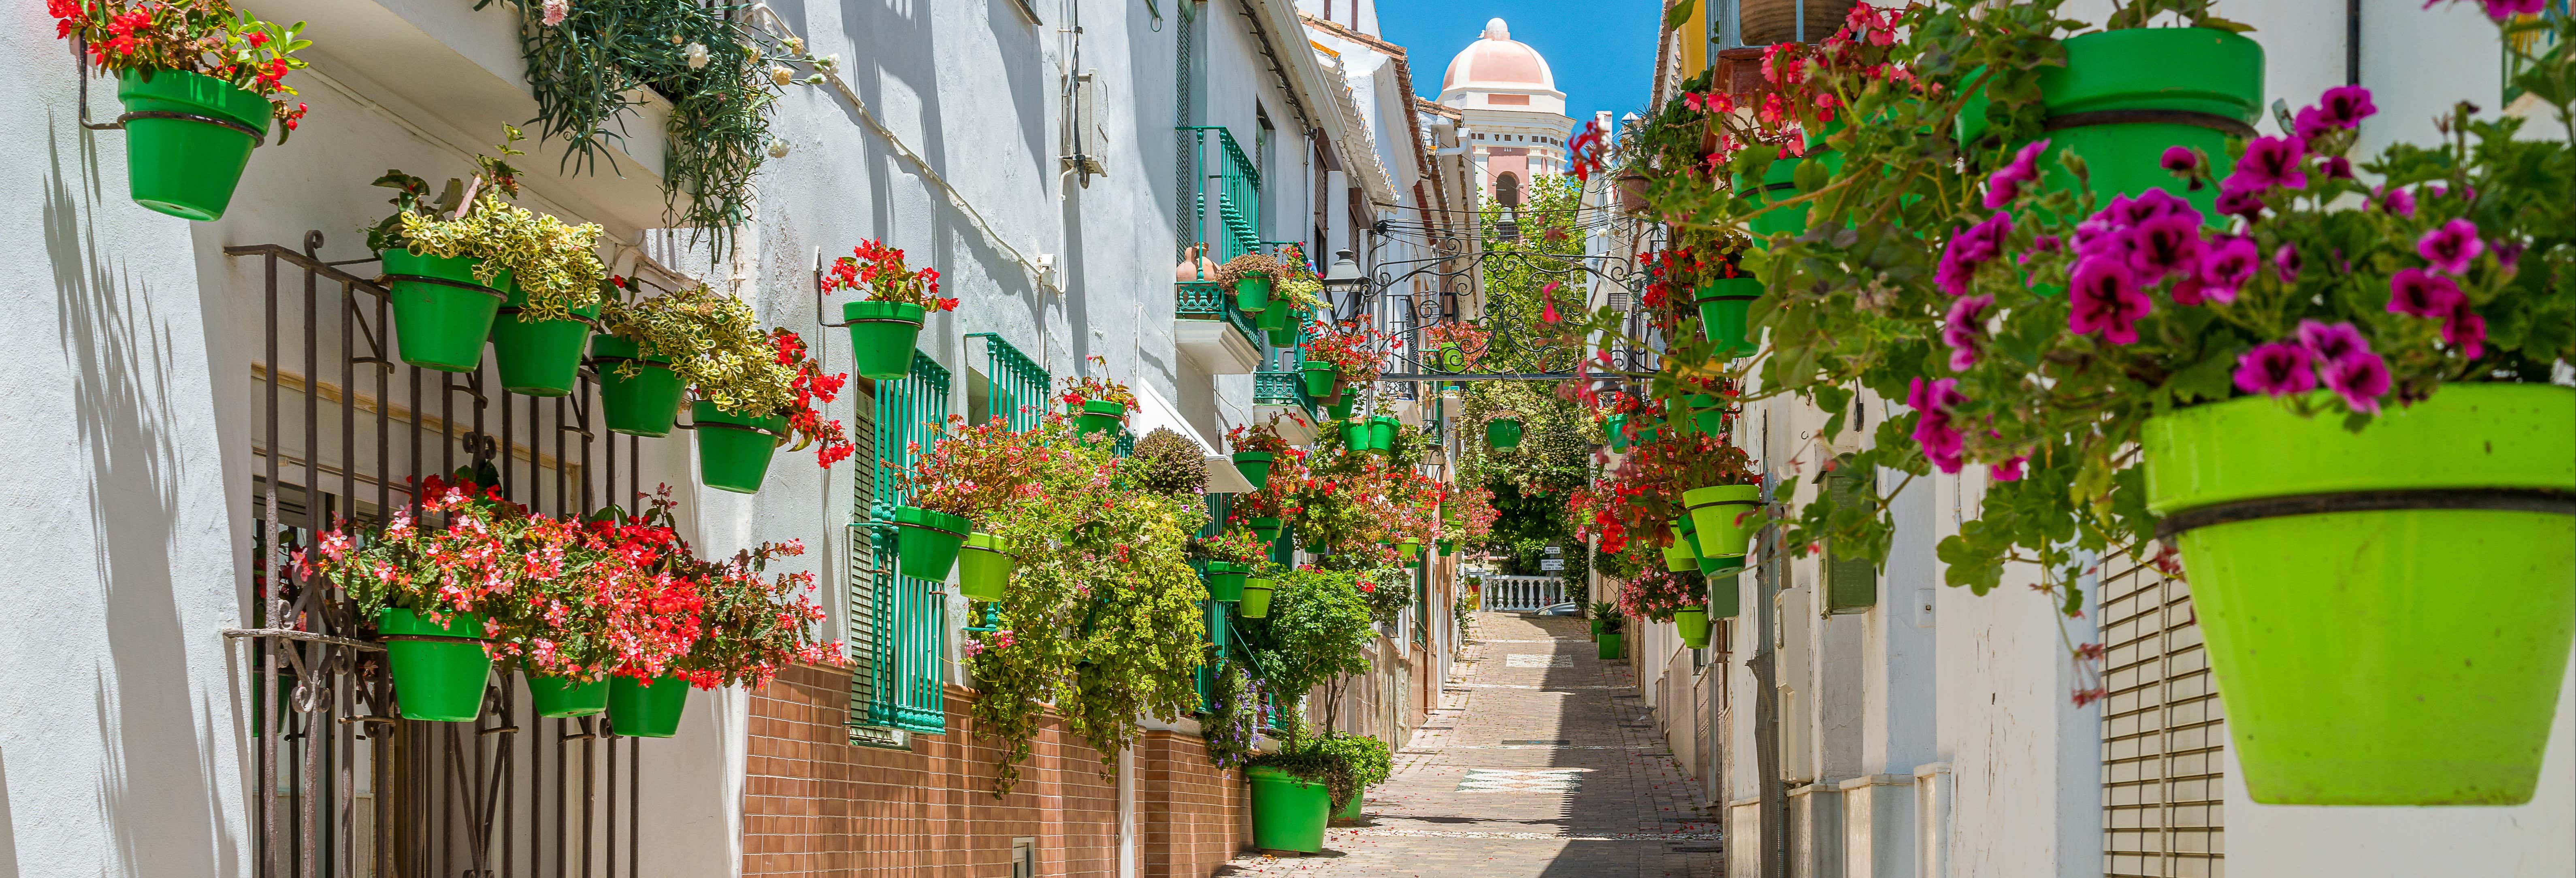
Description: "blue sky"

(1376, 0), (1666, 128)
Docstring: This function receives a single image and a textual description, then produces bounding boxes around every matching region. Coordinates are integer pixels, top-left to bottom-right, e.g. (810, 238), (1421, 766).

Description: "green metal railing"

(1179, 127), (1262, 263)
(967, 332), (1050, 430)
(854, 350), (952, 734)
(1176, 280), (1262, 355)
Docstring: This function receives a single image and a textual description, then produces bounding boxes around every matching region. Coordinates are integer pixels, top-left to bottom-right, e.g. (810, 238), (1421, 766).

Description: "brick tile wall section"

(745, 663), (1249, 877)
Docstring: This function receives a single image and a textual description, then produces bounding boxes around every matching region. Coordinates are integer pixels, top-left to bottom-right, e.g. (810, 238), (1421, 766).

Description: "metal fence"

(1479, 575), (1568, 612)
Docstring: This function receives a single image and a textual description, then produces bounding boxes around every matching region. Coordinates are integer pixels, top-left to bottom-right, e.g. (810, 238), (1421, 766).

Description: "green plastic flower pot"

(1707, 558), (1745, 619)
(692, 401), (786, 494)
(1239, 578), (1277, 618)
(1337, 788), (1365, 820)
(1957, 28), (2263, 225)
(591, 335), (684, 437)
(1368, 416), (1399, 452)
(1590, 618), (1605, 637)
(1327, 396), (1356, 420)
(383, 250), (507, 373)
(1301, 361), (1338, 397)
(1398, 539), (1421, 558)
(1694, 279), (1763, 358)
(1694, 555), (1726, 576)
(489, 288), (599, 397)
(1684, 485), (1762, 558)
(1076, 400), (1127, 440)
(1234, 452), (1275, 490)
(1678, 514), (1707, 557)
(1267, 321), (1301, 347)
(1205, 562), (1248, 602)
(1675, 607), (1711, 649)
(1256, 301), (1291, 331)
(115, 69), (269, 221)
(957, 531), (1011, 601)
(1341, 418), (1370, 450)
(607, 674), (690, 738)
(1486, 418), (1523, 450)
(1606, 413), (1630, 452)
(1597, 633), (1623, 660)
(892, 505), (971, 581)
(1252, 517), (1285, 545)
(843, 300), (927, 380)
(1662, 543), (1695, 572)
(526, 672), (609, 718)
(2141, 383), (2574, 806)
(1234, 277), (1273, 313)
(1248, 767), (1331, 852)
(1735, 153), (1809, 239)
(379, 608), (491, 722)
(1437, 538), (1457, 555)
(1684, 394), (1726, 437)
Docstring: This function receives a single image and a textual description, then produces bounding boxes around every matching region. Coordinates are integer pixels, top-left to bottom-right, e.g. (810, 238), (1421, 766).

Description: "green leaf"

(1664, 0), (1698, 31)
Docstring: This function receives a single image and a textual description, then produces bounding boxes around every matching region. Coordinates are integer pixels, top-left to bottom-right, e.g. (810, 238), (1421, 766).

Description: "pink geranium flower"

(1984, 139), (2049, 209)
(2067, 258), (2150, 345)
(2386, 267), (2465, 318)
(2416, 218), (2485, 275)
(2233, 342), (2316, 397)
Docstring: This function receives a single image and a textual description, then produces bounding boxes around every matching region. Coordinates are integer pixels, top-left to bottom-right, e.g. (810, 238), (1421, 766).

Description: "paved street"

(1223, 613), (1723, 877)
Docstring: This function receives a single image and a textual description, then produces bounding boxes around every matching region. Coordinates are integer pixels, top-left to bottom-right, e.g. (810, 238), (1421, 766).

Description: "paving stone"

(1218, 613), (1722, 877)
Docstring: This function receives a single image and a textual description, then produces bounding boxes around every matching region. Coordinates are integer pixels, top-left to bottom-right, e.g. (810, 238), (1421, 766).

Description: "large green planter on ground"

(1075, 400), (1127, 441)
(526, 672), (609, 718)
(1694, 279), (1763, 358)
(1301, 361), (1338, 397)
(1707, 557), (1745, 618)
(1233, 452), (1275, 490)
(1234, 277), (1273, 313)
(383, 250), (507, 373)
(1239, 578), (1277, 618)
(1675, 608), (1711, 649)
(1486, 418), (1523, 450)
(892, 505), (971, 582)
(1683, 485), (1762, 558)
(692, 401), (786, 494)
(1958, 28), (2263, 224)
(1204, 562), (1249, 602)
(843, 300), (928, 380)
(591, 335), (684, 437)
(490, 288), (600, 396)
(115, 69), (270, 221)
(1248, 767), (1331, 852)
(1597, 633), (1623, 660)
(379, 608), (490, 722)
(957, 531), (1011, 601)
(1336, 788), (1366, 820)
(1251, 517), (1286, 545)
(607, 674), (689, 738)
(2142, 384), (2574, 806)
(1590, 618), (1605, 637)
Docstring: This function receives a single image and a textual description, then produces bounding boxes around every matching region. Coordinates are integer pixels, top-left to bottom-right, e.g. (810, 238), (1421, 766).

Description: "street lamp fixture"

(1320, 248), (1368, 296)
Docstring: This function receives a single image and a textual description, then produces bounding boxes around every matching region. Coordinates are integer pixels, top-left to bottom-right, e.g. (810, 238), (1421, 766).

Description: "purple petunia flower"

(1943, 294), (1994, 372)
(2444, 300), (2489, 360)
(2160, 146), (2199, 174)
(2318, 85), (2378, 128)
(1985, 139), (2050, 209)
(2227, 136), (2309, 192)
(1906, 377), (1970, 474)
(2273, 244), (2302, 285)
(2324, 351), (2392, 415)
(2293, 106), (2333, 143)
(2126, 214), (2207, 284)
(2374, 185), (2417, 217)
(2296, 319), (2371, 364)
(2068, 257), (2151, 345)
(2233, 343), (2316, 397)
(2195, 236), (2260, 303)
(2386, 267), (2465, 318)
(2417, 218), (2485, 275)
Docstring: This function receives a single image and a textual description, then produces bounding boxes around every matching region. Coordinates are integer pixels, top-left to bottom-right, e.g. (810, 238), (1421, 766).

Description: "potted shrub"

(1320, 733), (1392, 821)
(1193, 530), (1268, 603)
(1300, 319), (1391, 402)
(368, 130), (607, 380)
(1239, 568), (1377, 849)
(303, 471), (528, 722)
(1061, 365), (1140, 443)
(1587, 600), (1616, 639)
(689, 328), (852, 494)
(1596, 611), (1625, 661)
(1227, 417), (1298, 491)
(499, 495), (706, 718)
(822, 239), (958, 380)
(900, 417), (1049, 595)
(54, 1), (313, 220)
(1216, 251), (1285, 314)
(618, 535), (841, 738)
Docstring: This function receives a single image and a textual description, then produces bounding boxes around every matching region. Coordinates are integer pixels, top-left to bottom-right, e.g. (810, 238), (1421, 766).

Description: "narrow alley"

(1225, 613), (1724, 877)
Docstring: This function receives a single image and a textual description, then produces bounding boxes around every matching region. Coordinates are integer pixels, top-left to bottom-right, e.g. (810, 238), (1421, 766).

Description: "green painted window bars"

(1178, 127), (1262, 263)
(967, 332), (1050, 430)
(852, 350), (953, 734)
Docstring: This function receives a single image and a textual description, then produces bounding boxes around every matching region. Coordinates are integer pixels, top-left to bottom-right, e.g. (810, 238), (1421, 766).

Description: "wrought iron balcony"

(1175, 281), (1263, 375)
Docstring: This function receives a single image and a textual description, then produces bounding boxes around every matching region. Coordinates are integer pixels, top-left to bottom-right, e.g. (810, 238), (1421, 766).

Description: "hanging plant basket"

(1675, 608), (1711, 649)
(1300, 361), (1338, 398)
(1255, 301), (1291, 332)
(1205, 562), (1249, 602)
(843, 300), (928, 380)
(1683, 485), (1762, 558)
(1707, 558), (1745, 619)
(1735, 154), (1810, 240)
(1233, 451), (1275, 490)
(115, 69), (271, 221)
(1662, 524), (1696, 572)
(1606, 413), (1630, 452)
(1486, 418), (1524, 450)
(591, 335), (684, 437)
(490, 292), (600, 397)
(1075, 400), (1127, 440)
(2141, 384), (2574, 806)
(957, 531), (1012, 601)
(1247, 767), (1330, 852)
(1958, 28), (2263, 224)
(1596, 632), (1623, 661)
(379, 608), (491, 722)
(1234, 277), (1273, 313)
(1693, 279), (1763, 358)
(1239, 577), (1277, 618)
(1267, 318), (1302, 347)
(1327, 396), (1356, 421)
(1340, 418), (1370, 451)
(1398, 539), (1421, 559)
(383, 250), (507, 373)
(1437, 538), (1457, 555)
(692, 401), (786, 494)
(892, 505), (971, 581)
(1251, 517), (1286, 545)
(1367, 416), (1400, 453)
(606, 674), (689, 738)
(526, 672), (609, 718)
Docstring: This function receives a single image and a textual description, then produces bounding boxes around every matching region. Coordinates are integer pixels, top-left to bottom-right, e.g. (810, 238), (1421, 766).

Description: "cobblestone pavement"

(1220, 613), (1724, 878)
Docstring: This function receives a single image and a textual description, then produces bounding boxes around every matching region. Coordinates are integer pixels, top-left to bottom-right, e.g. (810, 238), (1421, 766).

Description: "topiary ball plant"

(1128, 428), (1208, 497)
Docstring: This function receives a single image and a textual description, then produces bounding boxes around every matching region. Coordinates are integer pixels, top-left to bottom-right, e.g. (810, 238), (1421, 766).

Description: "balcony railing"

(1176, 280), (1262, 354)
(1179, 127), (1262, 263)
(1253, 371), (1319, 420)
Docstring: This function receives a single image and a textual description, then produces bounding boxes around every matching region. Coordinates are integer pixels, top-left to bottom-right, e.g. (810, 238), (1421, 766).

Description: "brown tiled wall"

(744, 663), (1249, 877)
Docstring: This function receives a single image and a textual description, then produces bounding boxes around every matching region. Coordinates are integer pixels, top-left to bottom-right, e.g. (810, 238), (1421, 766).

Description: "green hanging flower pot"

(1247, 766), (1330, 852)
(1735, 153), (1810, 240)
(692, 401), (786, 494)
(115, 69), (271, 221)
(1233, 451), (1276, 490)
(379, 608), (491, 722)
(383, 250), (507, 373)
(1234, 277), (1273, 313)
(957, 531), (1012, 602)
(525, 672), (610, 718)
(1239, 577), (1277, 618)
(1327, 396), (1356, 420)
(1675, 607), (1711, 649)
(1683, 484), (1762, 558)
(1707, 557), (1745, 619)
(843, 299), (928, 380)
(1300, 360), (1338, 397)
(1341, 418), (1370, 450)
(1486, 418), (1523, 450)
(1662, 528), (1696, 573)
(1267, 320), (1302, 347)
(1957, 28), (2263, 225)
(1606, 413), (1630, 452)
(2142, 383), (2574, 806)
(489, 289), (600, 397)
(1368, 416), (1400, 452)
(1205, 562), (1248, 602)
(892, 505), (971, 581)
(607, 674), (690, 738)
(1255, 301), (1291, 332)
(1251, 517), (1286, 545)
(1694, 278), (1763, 358)
(1437, 538), (1458, 555)
(1075, 400), (1127, 440)
(591, 335), (684, 437)
(1398, 539), (1421, 558)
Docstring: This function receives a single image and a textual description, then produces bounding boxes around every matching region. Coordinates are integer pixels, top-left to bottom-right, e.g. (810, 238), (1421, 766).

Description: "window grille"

(1822, 453), (1877, 613)
(852, 351), (952, 734)
(967, 332), (1050, 430)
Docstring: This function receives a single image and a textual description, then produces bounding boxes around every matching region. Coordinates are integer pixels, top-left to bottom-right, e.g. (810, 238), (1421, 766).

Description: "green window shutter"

(1824, 453), (1878, 614)
(1709, 567), (1743, 619)
(854, 350), (953, 734)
